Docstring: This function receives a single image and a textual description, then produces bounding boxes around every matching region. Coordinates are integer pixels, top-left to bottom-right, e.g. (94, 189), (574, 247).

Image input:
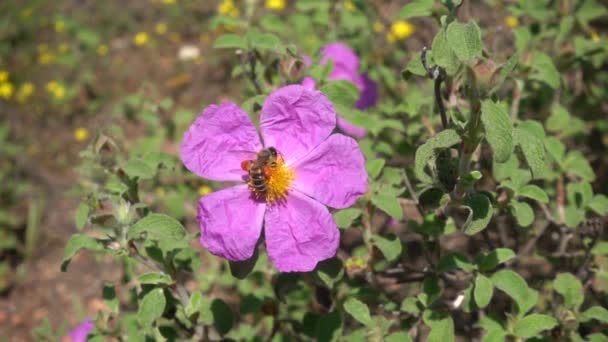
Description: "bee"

(241, 147), (279, 194)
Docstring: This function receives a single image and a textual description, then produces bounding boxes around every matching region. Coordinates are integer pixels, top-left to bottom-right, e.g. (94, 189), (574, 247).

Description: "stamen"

(247, 155), (294, 204)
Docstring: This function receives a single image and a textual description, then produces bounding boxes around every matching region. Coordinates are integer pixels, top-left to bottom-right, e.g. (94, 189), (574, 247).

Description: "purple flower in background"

(62, 319), (93, 342)
(302, 42), (378, 137)
(181, 85), (367, 272)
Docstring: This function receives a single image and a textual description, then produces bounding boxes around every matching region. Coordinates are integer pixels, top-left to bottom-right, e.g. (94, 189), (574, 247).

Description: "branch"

(421, 47), (448, 129)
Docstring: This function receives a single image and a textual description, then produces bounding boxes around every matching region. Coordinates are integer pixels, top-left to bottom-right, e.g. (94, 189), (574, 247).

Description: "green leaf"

(423, 310), (455, 342)
(446, 21), (482, 62)
(372, 233), (403, 263)
(514, 128), (546, 179)
(415, 129), (461, 184)
(581, 306), (608, 323)
(138, 272), (174, 285)
(344, 297), (373, 326)
(553, 273), (583, 309)
(510, 201), (534, 227)
(563, 151), (595, 181)
(138, 288), (166, 328)
(333, 208), (362, 229)
(530, 51), (560, 89)
(513, 314), (557, 338)
(315, 258), (344, 288)
(74, 202), (89, 230)
(320, 80), (360, 108)
(315, 311), (342, 342)
(462, 192), (493, 235)
(247, 32), (282, 52)
(399, 0), (434, 19)
(386, 332), (413, 342)
(474, 274), (494, 308)
(518, 185), (549, 203)
(61, 234), (104, 271)
(128, 214), (187, 251)
(476, 248), (516, 272)
(122, 158), (156, 180)
(185, 291), (203, 318)
(438, 252), (476, 272)
(103, 283), (119, 314)
(432, 29), (460, 75)
(400, 297), (421, 315)
(211, 299), (234, 335)
(491, 270), (535, 315)
(481, 100), (513, 163)
(366, 159), (385, 180)
(545, 137), (566, 166)
(371, 194), (403, 220)
(213, 34), (246, 49)
(588, 195), (608, 215)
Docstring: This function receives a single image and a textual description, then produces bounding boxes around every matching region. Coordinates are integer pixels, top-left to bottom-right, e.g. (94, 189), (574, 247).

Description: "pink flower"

(62, 319), (93, 342)
(302, 42), (378, 137)
(181, 85), (367, 272)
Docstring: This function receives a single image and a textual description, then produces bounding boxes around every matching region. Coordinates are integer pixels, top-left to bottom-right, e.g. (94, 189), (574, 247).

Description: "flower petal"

(197, 185), (266, 261)
(321, 42), (360, 74)
(337, 117), (367, 137)
(181, 102), (262, 182)
(68, 319), (94, 342)
(264, 190), (339, 272)
(260, 85), (336, 163)
(355, 74), (378, 110)
(292, 134), (367, 208)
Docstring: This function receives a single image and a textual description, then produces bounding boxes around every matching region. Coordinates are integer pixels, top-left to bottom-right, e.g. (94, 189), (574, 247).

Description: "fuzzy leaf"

(553, 273), (583, 309)
(371, 194), (403, 220)
(213, 34), (246, 49)
(128, 213), (188, 251)
(211, 299), (234, 335)
(510, 201), (534, 227)
(423, 310), (455, 342)
(476, 248), (515, 272)
(474, 274), (494, 308)
(333, 208), (362, 229)
(588, 195), (608, 216)
(415, 129), (461, 183)
(530, 51), (560, 89)
(481, 100), (513, 163)
(518, 185), (549, 203)
(366, 159), (386, 180)
(514, 128), (546, 179)
(138, 288), (166, 328)
(372, 233), (403, 263)
(399, 0), (434, 19)
(122, 158), (156, 180)
(61, 234), (104, 271)
(581, 306), (608, 323)
(491, 270), (536, 315)
(138, 272), (174, 285)
(344, 298), (373, 326)
(446, 21), (482, 62)
(74, 202), (90, 231)
(462, 192), (493, 235)
(513, 314), (557, 338)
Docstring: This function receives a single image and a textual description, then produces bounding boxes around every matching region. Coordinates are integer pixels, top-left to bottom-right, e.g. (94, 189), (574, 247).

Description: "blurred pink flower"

(181, 85), (367, 272)
(302, 42), (378, 137)
(62, 319), (93, 342)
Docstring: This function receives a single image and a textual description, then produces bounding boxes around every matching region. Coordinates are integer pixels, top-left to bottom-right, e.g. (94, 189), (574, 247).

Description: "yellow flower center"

(265, 0), (286, 11)
(247, 154), (294, 204)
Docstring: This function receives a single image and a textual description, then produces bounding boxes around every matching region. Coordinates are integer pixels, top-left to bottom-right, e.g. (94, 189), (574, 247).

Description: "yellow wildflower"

(0, 70), (8, 83)
(198, 185), (213, 196)
(155, 22), (167, 35)
(218, 0), (240, 17)
(343, 1), (355, 11)
(345, 256), (367, 272)
(54, 20), (65, 33)
(74, 127), (90, 142)
(97, 44), (109, 56)
(390, 20), (415, 41)
(372, 21), (384, 33)
(0, 82), (14, 100)
(591, 31), (600, 42)
(16, 83), (35, 103)
(38, 52), (56, 65)
(265, 0), (286, 10)
(505, 15), (519, 29)
(134, 32), (149, 46)
(162, 0), (176, 4)
(46, 81), (65, 100)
